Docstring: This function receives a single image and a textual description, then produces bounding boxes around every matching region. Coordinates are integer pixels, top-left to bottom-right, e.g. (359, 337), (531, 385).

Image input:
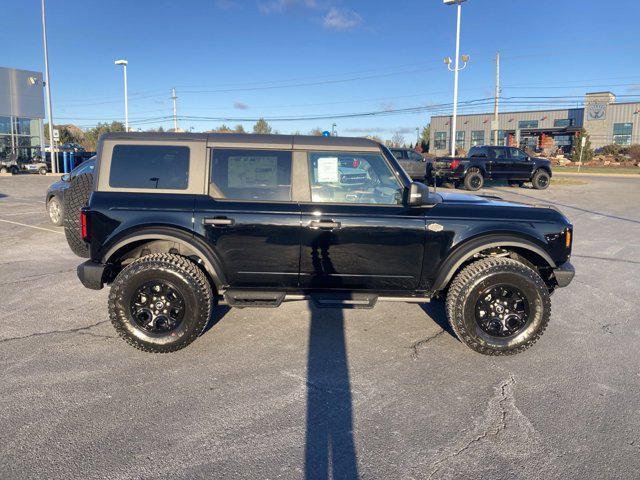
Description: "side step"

(311, 293), (378, 309)
(223, 290), (285, 308)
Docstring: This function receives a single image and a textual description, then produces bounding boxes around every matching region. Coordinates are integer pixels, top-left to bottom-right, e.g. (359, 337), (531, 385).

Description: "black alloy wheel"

(474, 284), (530, 337)
(130, 280), (186, 334)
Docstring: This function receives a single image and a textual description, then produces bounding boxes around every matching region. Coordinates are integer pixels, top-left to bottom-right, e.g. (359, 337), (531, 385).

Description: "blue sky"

(4, 0), (640, 141)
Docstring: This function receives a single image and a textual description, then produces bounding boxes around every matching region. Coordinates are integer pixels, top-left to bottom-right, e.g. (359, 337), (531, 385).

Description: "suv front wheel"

(109, 253), (213, 353)
(445, 257), (551, 355)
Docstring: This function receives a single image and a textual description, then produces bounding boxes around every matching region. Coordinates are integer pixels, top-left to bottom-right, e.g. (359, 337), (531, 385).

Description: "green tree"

(234, 124), (246, 133)
(44, 123), (84, 145)
(83, 121), (125, 151)
(571, 129), (593, 164)
(420, 124), (430, 151)
(252, 118), (272, 134)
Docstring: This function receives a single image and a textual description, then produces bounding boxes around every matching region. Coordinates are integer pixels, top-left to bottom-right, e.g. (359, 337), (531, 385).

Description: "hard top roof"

(99, 132), (382, 150)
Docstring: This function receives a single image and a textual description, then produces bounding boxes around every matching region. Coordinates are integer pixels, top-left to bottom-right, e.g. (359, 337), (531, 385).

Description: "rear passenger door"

(487, 147), (511, 179)
(193, 148), (302, 289)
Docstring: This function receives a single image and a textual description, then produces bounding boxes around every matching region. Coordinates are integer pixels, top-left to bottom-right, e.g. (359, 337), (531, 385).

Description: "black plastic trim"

(77, 260), (105, 290)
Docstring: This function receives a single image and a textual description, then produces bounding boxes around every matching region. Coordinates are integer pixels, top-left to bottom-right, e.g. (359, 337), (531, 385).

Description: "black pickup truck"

(432, 145), (552, 191)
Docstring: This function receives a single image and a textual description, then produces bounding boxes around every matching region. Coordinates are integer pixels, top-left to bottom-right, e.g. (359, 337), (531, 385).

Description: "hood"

(436, 191), (532, 208)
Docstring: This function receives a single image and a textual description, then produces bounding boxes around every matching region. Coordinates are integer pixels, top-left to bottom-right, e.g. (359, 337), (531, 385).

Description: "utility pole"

(41, 0), (57, 173)
(493, 51), (500, 146)
(171, 87), (178, 132)
(114, 60), (129, 131)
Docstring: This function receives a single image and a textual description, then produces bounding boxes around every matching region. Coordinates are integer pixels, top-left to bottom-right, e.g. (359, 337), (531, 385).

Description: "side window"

(109, 145), (189, 189)
(210, 149), (292, 201)
(391, 149), (405, 159)
(509, 148), (526, 160)
(492, 148), (509, 160)
(469, 146), (487, 158)
(308, 151), (403, 205)
(409, 151), (423, 161)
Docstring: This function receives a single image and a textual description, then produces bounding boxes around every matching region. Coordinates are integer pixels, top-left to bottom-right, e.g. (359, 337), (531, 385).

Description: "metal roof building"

(0, 66), (45, 162)
(429, 92), (640, 155)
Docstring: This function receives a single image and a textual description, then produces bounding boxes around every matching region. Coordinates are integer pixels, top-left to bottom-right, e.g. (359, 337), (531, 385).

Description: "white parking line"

(0, 218), (63, 234)
(0, 211), (45, 216)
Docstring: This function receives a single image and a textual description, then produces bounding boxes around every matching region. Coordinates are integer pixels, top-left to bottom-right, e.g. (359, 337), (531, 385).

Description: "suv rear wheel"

(445, 257), (551, 355)
(532, 169), (550, 190)
(109, 253), (213, 353)
(463, 168), (484, 191)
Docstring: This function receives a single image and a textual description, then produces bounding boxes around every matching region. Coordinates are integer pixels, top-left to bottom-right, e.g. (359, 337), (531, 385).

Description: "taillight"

(80, 208), (90, 242)
(353, 159), (360, 168)
(450, 159), (460, 170)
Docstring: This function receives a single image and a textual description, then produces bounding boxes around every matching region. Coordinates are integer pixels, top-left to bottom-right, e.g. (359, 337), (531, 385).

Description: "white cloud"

(259, 0), (318, 14)
(323, 7), (361, 30)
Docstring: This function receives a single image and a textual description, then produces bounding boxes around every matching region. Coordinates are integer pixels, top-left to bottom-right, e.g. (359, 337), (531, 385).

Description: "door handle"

(203, 217), (235, 226)
(309, 220), (341, 230)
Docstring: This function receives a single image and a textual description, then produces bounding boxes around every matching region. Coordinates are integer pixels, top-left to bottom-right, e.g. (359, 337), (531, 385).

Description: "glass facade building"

(0, 67), (45, 162)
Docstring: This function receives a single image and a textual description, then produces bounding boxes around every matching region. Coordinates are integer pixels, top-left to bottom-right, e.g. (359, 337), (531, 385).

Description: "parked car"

(45, 157), (95, 226)
(73, 132), (574, 355)
(432, 145), (552, 191)
(390, 147), (431, 181)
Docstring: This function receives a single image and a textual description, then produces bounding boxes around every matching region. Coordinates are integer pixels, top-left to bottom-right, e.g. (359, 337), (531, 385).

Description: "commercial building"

(429, 92), (640, 155)
(0, 66), (45, 162)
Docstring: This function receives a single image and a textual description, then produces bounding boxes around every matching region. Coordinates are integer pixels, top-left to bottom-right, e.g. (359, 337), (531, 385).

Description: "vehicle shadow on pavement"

(420, 300), (458, 340)
(202, 305), (231, 334)
(304, 304), (359, 480)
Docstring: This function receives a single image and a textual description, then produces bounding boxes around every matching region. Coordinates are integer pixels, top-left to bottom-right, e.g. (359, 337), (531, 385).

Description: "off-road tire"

(39, 167), (48, 175)
(47, 196), (64, 226)
(532, 169), (550, 190)
(63, 172), (93, 257)
(445, 257), (551, 355)
(109, 253), (213, 353)
(463, 169), (484, 191)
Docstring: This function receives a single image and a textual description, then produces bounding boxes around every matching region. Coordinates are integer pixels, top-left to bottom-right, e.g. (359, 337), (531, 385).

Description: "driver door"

(299, 151), (426, 291)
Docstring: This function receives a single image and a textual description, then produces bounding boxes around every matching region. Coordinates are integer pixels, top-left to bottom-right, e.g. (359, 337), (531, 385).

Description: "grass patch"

(551, 177), (588, 186)
(556, 166), (640, 175)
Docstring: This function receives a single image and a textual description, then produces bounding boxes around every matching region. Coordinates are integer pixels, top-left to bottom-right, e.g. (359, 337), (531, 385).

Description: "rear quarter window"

(109, 145), (189, 190)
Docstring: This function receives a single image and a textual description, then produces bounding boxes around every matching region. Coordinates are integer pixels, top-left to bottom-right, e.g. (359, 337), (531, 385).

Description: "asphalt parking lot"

(1, 173), (639, 479)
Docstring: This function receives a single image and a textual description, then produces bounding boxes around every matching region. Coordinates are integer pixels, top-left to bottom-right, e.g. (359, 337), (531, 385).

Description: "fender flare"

(431, 234), (556, 292)
(464, 163), (486, 177)
(101, 226), (227, 288)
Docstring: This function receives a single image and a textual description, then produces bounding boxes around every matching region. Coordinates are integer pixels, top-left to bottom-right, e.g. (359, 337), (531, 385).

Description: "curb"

(554, 171), (640, 178)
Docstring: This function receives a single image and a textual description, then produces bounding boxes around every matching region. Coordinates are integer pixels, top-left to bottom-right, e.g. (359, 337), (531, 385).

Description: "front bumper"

(553, 261), (575, 288)
(77, 260), (105, 290)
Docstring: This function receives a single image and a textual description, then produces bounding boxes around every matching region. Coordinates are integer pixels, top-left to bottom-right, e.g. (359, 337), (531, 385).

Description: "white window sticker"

(316, 157), (339, 183)
(227, 156), (278, 188)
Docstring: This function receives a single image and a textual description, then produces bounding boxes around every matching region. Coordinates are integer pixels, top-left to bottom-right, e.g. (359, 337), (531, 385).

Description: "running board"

(223, 290), (285, 308)
(311, 293), (378, 309)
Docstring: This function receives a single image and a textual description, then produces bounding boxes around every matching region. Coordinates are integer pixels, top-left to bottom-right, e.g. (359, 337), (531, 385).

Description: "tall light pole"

(171, 87), (178, 132)
(41, 0), (57, 173)
(444, 0), (469, 157)
(331, 123), (337, 136)
(114, 59), (128, 131)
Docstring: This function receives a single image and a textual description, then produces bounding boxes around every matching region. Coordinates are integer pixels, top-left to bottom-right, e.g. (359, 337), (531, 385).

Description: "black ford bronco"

(433, 145), (553, 191)
(73, 132), (574, 355)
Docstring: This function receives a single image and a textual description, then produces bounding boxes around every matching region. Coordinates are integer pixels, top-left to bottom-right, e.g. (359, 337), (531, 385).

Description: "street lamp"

(443, 0), (469, 157)
(41, 0), (57, 173)
(331, 123), (337, 136)
(114, 59), (129, 132)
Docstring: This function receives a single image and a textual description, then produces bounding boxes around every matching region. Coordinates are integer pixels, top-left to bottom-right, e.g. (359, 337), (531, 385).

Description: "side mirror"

(62, 174), (70, 181)
(407, 181), (430, 206)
